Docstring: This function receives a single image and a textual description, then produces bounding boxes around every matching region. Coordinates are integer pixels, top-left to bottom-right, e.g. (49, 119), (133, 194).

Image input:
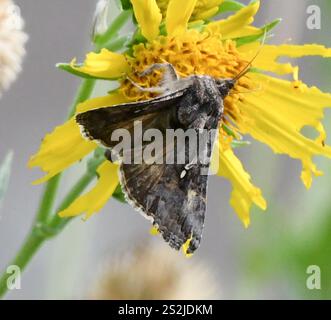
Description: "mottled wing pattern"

(120, 162), (208, 254)
(76, 90), (187, 148)
(76, 76), (223, 254)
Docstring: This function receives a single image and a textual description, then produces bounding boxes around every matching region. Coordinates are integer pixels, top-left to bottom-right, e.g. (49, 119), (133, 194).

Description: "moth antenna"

(233, 30), (267, 82)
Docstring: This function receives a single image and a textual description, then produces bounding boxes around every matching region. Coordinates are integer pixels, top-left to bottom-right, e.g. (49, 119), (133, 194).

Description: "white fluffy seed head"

(91, 0), (110, 40)
(89, 243), (222, 300)
(0, 0), (27, 97)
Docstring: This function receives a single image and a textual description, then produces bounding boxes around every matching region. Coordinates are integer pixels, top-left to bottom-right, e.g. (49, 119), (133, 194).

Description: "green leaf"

(222, 123), (241, 140)
(120, 0), (132, 10)
(56, 63), (122, 81)
(235, 18), (282, 47)
(127, 27), (148, 51)
(218, 0), (245, 14)
(0, 151), (13, 208)
(188, 20), (206, 32)
(113, 184), (127, 203)
(249, 67), (264, 74)
(103, 35), (132, 52)
(94, 10), (133, 47)
(231, 140), (251, 149)
(56, 63), (109, 80)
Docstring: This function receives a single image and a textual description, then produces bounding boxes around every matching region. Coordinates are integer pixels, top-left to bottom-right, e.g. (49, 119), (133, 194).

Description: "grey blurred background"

(0, 0), (331, 299)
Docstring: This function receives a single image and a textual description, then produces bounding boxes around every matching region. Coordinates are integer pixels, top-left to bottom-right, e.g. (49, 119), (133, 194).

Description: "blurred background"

(0, 0), (331, 299)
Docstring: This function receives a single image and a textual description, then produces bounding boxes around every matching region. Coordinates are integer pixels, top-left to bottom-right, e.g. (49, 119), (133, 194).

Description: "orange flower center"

(120, 30), (256, 131)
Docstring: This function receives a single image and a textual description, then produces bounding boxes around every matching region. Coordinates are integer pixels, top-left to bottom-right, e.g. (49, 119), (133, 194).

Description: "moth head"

(216, 79), (235, 99)
(216, 32), (266, 99)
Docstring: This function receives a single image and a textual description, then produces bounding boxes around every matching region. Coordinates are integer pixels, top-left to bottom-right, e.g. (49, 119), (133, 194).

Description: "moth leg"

(140, 63), (180, 83)
(128, 63), (180, 95)
(127, 77), (166, 94)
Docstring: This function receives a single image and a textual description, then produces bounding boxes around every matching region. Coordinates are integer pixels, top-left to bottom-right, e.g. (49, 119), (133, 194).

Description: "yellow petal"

(205, 1), (260, 39)
(150, 226), (159, 235)
(131, 0), (162, 42)
(234, 73), (331, 189)
(239, 43), (331, 77)
(191, 0), (224, 21)
(194, 6), (219, 20)
(215, 140), (266, 227)
(59, 161), (119, 219)
(70, 49), (129, 79)
(76, 91), (128, 113)
(28, 118), (96, 184)
(29, 93), (127, 184)
(166, 0), (198, 37)
(182, 237), (194, 258)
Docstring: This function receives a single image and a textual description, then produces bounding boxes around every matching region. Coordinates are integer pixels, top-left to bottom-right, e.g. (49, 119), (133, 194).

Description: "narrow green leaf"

(94, 10), (132, 46)
(56, 63), (123, 81)
(222, 123), (241, 139)
(56, 63), (108, 80)
(231, 140), (251, 149)
(235, 18), (282, 47)
(249, 67), (264, 74)
(0, 151), (13, 208)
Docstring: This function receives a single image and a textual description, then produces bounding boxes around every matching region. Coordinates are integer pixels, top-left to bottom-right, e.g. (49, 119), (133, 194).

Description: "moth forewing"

(76, 70), (235, 254)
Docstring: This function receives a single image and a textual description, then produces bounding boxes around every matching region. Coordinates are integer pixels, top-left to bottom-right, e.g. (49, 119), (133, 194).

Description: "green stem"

(0, 6), (128, 299)
(48, 168), (100, 232)
(0, 79), (96, 299)
(67, 79), (96, 118)
(34, 175), (61, 224)
(0, 231), (44, 297)
(94, 10), (132, 48)
(0, 169), (97, 299)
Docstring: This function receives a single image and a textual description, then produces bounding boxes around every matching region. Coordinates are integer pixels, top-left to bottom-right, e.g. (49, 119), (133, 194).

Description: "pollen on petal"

(58, 161), (119, 219)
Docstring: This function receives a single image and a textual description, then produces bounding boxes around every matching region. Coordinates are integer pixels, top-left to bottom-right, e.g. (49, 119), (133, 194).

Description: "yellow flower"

(29, 0), (331, 251)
